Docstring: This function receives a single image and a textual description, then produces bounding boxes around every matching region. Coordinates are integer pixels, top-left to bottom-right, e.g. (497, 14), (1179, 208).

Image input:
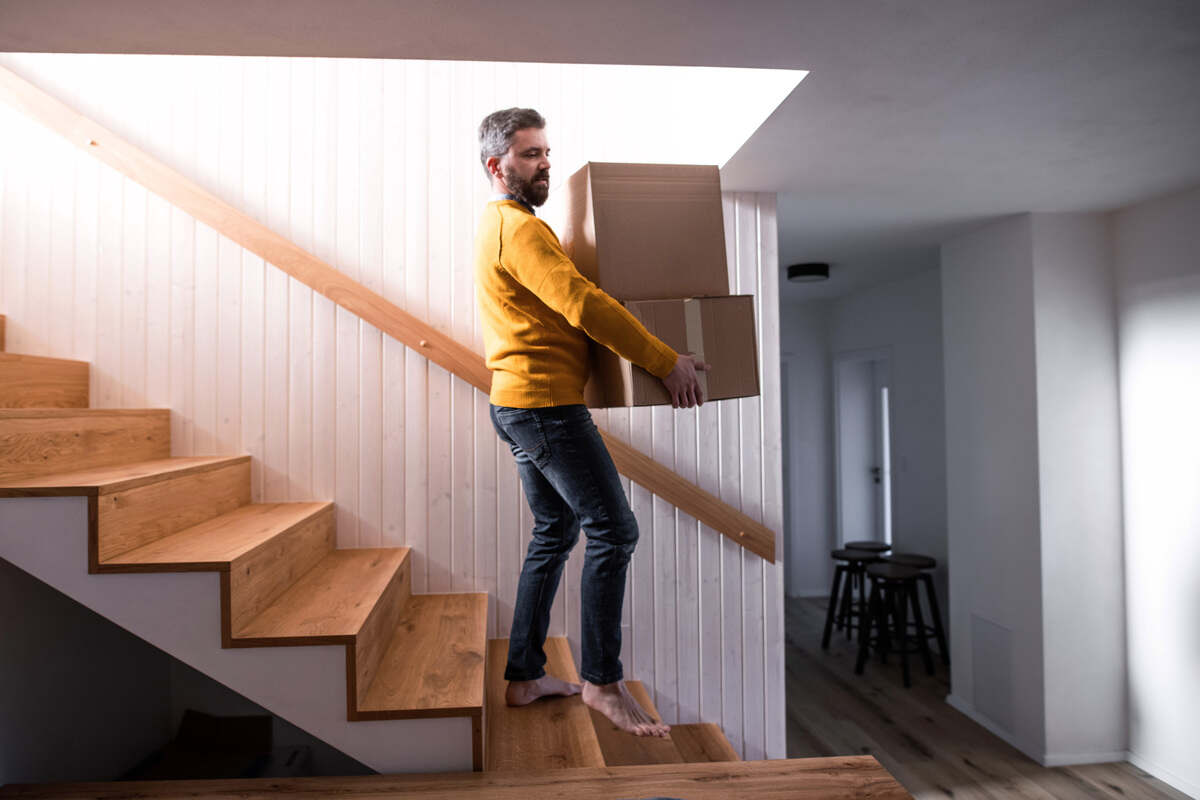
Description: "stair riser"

(0, 353), (89, 408)
(0, 410), (171, 482)
(351, 552), (413, 710)
(0, 314), (6, 352)
(92, 460), (251, 566)
(224, 505), (337, 642)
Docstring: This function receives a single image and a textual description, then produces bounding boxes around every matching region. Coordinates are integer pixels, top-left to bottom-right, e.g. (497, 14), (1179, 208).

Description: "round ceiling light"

(787, 262), (831, 282)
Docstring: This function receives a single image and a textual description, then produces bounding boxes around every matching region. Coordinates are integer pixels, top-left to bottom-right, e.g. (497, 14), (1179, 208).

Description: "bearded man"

(474, 107), (707, 737)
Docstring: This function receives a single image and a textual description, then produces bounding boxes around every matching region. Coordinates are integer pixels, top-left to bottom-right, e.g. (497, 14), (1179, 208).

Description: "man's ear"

(486, 155), (504, 181)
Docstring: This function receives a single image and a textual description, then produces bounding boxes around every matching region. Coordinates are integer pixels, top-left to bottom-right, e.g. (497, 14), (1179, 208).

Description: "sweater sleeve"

(501, 216), (678, 379)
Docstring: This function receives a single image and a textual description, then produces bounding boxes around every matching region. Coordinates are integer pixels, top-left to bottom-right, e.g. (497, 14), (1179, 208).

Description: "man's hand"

(662, 353), (711, 409)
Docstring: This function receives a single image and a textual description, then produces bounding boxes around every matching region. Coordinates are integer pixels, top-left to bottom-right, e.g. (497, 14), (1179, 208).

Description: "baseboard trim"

(1042, 750), (1128, 767)
(1127, 750), (1200, 799)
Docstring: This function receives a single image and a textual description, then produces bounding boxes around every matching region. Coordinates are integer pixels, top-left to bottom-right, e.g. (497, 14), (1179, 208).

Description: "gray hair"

(478, 107), (546, 178)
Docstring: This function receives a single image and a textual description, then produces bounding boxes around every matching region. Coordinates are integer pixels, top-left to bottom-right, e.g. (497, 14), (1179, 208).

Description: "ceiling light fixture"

(787, 262), (830, 282)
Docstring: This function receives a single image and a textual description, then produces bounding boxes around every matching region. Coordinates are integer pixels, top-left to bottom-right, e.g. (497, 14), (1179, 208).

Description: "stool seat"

(844, 540), (891, 553)
(883, 553), (937, 570)
(832, 548), (882, 562)
(866, 562), (922, 582)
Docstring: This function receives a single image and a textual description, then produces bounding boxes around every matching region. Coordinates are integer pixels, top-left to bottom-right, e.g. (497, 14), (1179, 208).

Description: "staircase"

(0, 311), (741, 776)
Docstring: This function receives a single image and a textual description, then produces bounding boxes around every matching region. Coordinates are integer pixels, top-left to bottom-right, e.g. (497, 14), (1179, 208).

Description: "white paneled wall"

(0, 54), (784, 760)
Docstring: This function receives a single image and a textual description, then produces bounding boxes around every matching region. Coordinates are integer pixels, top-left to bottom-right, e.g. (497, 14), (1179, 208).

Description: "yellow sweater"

(474, 199), (678, 408)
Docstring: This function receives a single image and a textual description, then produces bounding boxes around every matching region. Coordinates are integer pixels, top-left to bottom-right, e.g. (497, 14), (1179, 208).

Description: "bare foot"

(506, 674), (582, 707)
(581, 680), (671, 737)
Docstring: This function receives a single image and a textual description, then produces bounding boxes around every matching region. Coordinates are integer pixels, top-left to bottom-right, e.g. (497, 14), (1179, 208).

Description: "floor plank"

(784, 596), (1189, 800)
(0, 757), (910, 799)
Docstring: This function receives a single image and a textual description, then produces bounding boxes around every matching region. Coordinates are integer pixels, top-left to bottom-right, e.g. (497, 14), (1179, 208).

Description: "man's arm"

(503, 217), (707, 407)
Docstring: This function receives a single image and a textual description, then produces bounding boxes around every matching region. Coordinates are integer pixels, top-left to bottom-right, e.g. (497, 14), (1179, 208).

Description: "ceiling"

(3, 0), (1199, 301)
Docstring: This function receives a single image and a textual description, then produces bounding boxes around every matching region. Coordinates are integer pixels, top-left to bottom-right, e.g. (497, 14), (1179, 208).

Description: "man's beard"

(503, 167), (549, 207)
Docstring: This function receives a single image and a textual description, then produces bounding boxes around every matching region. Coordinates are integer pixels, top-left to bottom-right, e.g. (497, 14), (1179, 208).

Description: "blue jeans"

(490, 403), (639, 685)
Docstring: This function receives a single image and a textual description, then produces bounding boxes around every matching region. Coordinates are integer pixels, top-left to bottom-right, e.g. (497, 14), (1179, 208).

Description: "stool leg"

(855, 578), (878, 675)
(837, 566), (856, 633)
(896, 584), (911, 688)
(877, 585), (892, 663)
(920, 573), (950, 666)
(845, 569), (860, 641)
(909, 581), (935, 676)
(821, 565), (845, 649)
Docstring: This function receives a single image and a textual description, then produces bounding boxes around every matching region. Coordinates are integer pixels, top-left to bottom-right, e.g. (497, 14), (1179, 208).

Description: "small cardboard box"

(585, 295), (760, 408)
(562, 162), (730, 301)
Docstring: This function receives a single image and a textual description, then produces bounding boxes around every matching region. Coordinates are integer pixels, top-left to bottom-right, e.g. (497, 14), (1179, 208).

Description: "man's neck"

(492, 191), (536, 215)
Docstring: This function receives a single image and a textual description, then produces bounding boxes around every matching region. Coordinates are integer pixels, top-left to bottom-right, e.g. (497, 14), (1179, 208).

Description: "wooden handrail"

(0, 65), (775, 563)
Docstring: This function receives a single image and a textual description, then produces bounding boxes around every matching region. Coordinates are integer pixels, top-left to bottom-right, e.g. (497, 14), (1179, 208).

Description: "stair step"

(232, 547), (410, 645)
(0, 351), (89, 408)
(0, 455), (248, 497)
(356, 593), (488, 720)
(0, 314), (6, 351)
(101, 502), (333, 571)
(0, 408), (171, 483)
(669, 723), (741, 762)
(589, 680), (683, 766)
(485, 637), (605, 771)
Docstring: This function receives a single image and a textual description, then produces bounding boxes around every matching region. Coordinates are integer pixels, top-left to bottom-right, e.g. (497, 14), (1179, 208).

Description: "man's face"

(493, 127), (551, 207)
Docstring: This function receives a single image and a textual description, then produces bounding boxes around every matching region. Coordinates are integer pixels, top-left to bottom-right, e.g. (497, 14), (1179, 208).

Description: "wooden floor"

(785, 596), (1189, 800)
(0, 758), (908, 799)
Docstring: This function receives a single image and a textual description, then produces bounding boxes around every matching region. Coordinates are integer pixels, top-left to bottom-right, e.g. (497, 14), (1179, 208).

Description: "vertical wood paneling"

(0, 54), (785, 760)
(262, 58), (291, 506)
(357, 61), (384, 548)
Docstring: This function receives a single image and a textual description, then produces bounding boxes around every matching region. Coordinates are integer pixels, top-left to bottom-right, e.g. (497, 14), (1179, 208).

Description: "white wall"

(0, 53), (784, 760)
(1112, 185), (1200, 798)
(0, 557), (172, 785)
(941, 216), (1046, 760)
(780, 300), (834, 597)
(941, 212), (1129, 768)
(1029, 214), (1126, 764)
(828, 267), (947, 624)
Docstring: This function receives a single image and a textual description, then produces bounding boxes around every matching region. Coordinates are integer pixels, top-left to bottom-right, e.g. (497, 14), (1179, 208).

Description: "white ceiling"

(3, 0), (1198, 300)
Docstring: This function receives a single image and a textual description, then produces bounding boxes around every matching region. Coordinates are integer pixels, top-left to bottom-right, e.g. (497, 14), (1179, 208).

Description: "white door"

(835, 351), (892, 546)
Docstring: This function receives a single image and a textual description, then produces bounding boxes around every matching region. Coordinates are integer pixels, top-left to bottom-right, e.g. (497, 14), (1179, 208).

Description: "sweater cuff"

(646, 342), (679, 379)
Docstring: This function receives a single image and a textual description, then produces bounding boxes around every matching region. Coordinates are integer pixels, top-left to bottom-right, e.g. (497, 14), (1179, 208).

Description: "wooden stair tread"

(589, 679), (682, 766)
(233, 547), (409, 644)
(358, 593), (488, 718)
(102, 502), (333, 570)
(0, 351), (88, 368)
(0, 455), (249, 496)
(670, 722), (741, 762)
(0, 408), (171, 483)
(0, 351), (90, 409)
(485, 637), (605, 771)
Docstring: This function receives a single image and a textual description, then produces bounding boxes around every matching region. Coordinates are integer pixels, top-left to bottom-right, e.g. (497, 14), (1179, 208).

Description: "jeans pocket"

(494, 407), (552, 468)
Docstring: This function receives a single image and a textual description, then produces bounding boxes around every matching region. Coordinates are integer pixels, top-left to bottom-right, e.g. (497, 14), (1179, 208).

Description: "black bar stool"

(844, 540), (892, 554)
(855, 562), (935, 687)
(882, 552), (949, 666)
(821, 548), (881, 649)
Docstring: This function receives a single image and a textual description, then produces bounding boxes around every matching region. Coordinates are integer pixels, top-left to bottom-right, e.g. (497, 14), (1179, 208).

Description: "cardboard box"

(562, 162), (730, 301)
(585, 296), (760, 407)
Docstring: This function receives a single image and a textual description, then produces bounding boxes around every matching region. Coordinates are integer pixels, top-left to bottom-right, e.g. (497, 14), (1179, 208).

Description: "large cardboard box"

(585, 296), (760, 408)
(562, 162), (730, 301)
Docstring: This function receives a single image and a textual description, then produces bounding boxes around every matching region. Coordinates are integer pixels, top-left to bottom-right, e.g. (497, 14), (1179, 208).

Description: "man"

(474, 107), (708, 737)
